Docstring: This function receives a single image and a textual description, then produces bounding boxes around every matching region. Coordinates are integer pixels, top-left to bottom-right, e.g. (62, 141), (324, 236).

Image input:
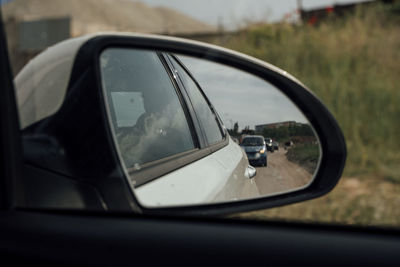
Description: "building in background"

(255, 121), (301, 132)
(298, 0), (397, 25)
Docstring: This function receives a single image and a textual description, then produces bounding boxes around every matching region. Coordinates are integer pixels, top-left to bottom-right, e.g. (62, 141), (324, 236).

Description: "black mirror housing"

(17, 33), (346, 216)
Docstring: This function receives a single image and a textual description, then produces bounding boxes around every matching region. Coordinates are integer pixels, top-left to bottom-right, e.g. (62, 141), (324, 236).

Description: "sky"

(140, 0), (371, 29)
(178, 55), (308, 130)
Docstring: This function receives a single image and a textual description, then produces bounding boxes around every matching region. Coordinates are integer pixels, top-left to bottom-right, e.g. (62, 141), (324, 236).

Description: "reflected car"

(265, 137), (274, 152)
(241, 135), (268, 167)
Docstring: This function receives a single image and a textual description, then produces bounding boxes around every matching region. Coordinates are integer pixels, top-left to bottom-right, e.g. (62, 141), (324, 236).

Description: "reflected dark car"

(265, 137), (274, 152)
(241, 135), (268, 167)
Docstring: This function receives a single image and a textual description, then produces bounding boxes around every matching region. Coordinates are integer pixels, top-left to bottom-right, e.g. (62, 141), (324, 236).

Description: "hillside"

(2, 0), (215, 35)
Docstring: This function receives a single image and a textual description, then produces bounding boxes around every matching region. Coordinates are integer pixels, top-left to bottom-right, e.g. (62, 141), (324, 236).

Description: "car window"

(170, 57), (224, 145)
(100, 49), (195, 168)
(110, 92), (145, 127)
(241, 137), (263, 146)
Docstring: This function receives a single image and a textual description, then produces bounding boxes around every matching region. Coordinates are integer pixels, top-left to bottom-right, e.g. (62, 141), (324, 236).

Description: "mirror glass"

(99, 48), (321, 208)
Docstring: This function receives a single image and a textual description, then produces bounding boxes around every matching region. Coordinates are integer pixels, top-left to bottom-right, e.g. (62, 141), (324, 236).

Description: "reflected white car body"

(136, 137), (259, 207)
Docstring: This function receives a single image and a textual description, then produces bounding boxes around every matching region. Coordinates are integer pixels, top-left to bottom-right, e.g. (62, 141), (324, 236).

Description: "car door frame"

(164, 53), (228, 149)
(0, 8), (23, 210)
(0, 10), (400, 265)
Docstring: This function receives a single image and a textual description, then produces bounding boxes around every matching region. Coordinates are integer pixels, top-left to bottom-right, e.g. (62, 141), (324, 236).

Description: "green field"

(213, 3), (400, 227)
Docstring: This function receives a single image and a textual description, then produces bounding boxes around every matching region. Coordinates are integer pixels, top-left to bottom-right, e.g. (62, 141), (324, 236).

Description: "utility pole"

(297, 0), (303, 22)
(297, 0), (302, 11)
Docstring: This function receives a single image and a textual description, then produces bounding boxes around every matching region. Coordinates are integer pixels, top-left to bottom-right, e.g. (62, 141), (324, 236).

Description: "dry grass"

(217, 3), (400, 226)
(235, 175), (400, 227)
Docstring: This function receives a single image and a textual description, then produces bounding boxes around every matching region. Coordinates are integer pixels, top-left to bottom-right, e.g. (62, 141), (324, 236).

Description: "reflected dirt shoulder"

(254, 149), (313, 196)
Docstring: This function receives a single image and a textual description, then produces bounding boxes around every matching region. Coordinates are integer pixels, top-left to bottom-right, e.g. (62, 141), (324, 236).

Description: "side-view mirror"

(245, 165), (257, 179)
(15, 33), (346, 215)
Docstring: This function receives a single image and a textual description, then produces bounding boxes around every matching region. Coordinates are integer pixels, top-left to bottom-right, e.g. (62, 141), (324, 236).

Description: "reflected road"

(254, 149), (313, 196)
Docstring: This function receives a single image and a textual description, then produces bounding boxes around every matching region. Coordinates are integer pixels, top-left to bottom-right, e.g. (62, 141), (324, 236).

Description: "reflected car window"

(171, 58), (223, 145)
(100, 49), (195, 168)
(241, 137), (264, 146)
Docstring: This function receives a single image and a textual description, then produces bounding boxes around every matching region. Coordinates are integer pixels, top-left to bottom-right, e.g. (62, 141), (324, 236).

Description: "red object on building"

(308, 15), (318, 25)
(326, 6), (334, 13)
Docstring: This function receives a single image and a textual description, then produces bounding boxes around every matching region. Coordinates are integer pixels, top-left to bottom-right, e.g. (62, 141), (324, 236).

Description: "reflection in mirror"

(99, 48), (321, 208)
(178, 55), (321, 196)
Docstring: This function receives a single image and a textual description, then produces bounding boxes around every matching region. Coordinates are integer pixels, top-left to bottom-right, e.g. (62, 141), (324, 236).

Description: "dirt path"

(254, 149), (314, 196)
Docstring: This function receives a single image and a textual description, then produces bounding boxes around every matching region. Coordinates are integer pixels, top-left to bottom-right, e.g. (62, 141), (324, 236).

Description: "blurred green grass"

(236, 177), (400, 227)
(214, 3), (400, 226)
(286, 144), (319, 173)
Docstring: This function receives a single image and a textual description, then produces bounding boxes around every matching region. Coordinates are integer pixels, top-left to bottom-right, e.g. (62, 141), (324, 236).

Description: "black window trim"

(157, 52), (203, 149)
(0, 9), (24, 209)
(161, 53), (207, 149)
(167, 54), (227, 146)
(166, 54), (229, 154)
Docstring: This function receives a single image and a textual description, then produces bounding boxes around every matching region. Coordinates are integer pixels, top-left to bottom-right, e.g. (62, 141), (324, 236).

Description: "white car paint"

(135, 137), (259, 207)
(15, 35), (91, 128)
